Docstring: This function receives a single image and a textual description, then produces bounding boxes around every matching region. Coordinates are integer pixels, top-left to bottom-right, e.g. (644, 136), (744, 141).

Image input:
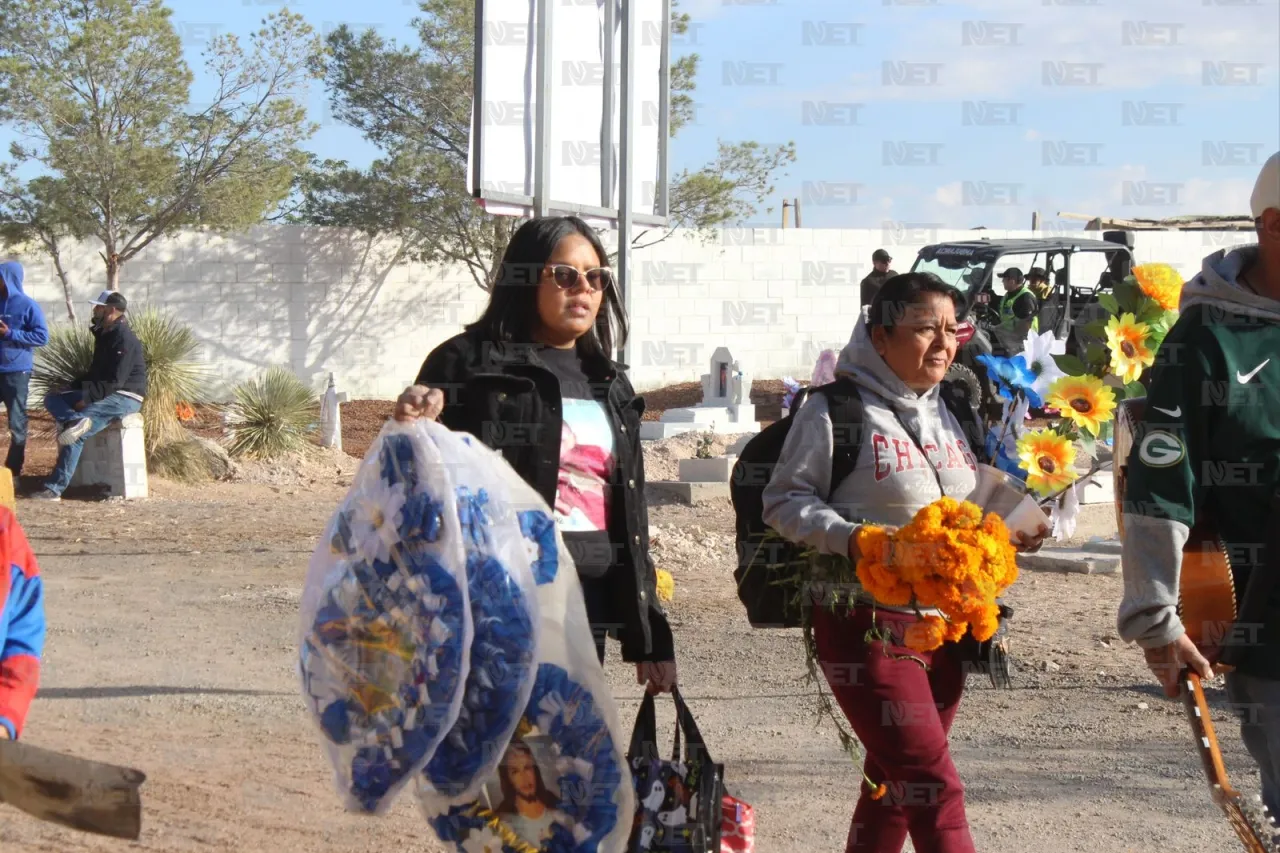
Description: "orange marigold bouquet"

(852, 497), (1019, 653)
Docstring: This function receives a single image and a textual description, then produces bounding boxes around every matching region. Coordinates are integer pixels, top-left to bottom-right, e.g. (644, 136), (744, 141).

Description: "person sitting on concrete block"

(32, 291), (147, 502)
(0, 505), (44, 739)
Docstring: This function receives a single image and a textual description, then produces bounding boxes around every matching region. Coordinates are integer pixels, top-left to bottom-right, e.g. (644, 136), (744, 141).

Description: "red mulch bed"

(639, 378), (792, 427)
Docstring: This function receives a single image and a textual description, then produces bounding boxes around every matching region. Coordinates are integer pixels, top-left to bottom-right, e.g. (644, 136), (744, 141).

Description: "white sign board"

(470, 0), (667, 227)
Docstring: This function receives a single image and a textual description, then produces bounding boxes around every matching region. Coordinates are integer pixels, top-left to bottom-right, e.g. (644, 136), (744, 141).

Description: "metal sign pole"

(616, 0), (637, 366)
(602, 0), (617, 210)
(534, 0), (553, 217)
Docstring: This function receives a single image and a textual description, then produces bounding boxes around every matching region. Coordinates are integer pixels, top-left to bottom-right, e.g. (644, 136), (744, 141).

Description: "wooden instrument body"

(1115, 398), (1278, 851)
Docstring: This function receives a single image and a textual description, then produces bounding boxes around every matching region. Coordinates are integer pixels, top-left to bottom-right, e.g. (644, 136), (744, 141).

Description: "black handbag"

(952, 601), (1015, 689)
(627, 687), (725, 853)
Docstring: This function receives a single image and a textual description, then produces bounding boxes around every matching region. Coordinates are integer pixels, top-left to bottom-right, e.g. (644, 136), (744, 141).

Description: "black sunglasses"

(547, 264), (614, 292)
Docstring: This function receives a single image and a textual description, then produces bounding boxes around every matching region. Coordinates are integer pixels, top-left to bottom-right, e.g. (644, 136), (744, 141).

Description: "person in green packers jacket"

(1118, 150), (1280, 823)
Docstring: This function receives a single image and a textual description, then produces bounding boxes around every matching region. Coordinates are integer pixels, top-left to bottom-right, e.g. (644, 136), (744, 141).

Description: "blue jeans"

(44, 390), (143, 496)
(0, 370), (30, 476)
(1226, 671), (1280, 827)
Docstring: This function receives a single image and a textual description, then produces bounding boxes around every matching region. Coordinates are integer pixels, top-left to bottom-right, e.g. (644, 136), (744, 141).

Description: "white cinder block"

(199, 263), (237, 283)
(69, 414), (148, 499)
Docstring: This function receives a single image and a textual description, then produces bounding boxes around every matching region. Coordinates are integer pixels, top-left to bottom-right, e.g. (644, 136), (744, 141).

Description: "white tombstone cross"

(642, 345), (760, 440)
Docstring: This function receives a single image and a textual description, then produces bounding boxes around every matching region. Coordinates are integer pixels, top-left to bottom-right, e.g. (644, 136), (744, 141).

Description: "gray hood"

(1180, 245), (1280, 322)
(834, 313), (942, 415)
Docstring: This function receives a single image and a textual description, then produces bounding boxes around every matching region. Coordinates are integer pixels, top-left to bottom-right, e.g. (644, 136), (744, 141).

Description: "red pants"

(813, 604), (975, 853)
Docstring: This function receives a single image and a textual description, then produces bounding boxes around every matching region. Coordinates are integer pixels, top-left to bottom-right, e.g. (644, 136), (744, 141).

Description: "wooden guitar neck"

(1181, 671), (1278, 852)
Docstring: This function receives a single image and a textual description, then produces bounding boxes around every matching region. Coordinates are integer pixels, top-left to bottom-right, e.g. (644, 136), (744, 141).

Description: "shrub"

(149, 437), (236, 484)
(32, 307), (207, 453)
(224, 367), (319, 460)
(130, 308), (207, 451)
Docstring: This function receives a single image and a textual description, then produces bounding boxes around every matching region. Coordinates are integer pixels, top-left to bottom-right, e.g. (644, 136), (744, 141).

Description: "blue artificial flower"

(975, 353), (1043, 408)
(984, 430), (1029, 484)
(302, 533), (467, 815)
(329, 510), (356, 556)
(519, 510), (560, 585)
(399, 491), (445, 543)
(423, 552), (537, 797)
(456, 487), (491, 549)
(379, 433), (422, 490)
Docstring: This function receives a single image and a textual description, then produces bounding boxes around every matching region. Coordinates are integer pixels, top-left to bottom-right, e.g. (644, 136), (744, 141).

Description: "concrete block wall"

(5, 225), (1256, 399)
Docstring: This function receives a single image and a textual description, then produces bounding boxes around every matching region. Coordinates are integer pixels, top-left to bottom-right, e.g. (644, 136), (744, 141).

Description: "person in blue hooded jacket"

(0, 262), (50, 480)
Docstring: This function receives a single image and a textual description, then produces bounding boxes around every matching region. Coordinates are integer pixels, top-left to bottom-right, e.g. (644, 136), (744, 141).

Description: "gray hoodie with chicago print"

(761, 317), (980, 582)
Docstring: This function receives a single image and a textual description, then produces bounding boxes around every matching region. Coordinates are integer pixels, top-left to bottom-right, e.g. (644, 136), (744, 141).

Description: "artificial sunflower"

(1016, 429), (1078, 497)
(1104, 313), (1155, 384)
(1045, 375), (1117, 436)
(1132, 263), (1183, 313)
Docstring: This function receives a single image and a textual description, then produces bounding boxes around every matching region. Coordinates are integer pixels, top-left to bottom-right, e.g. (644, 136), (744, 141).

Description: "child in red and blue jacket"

(0, 505), (43, 739)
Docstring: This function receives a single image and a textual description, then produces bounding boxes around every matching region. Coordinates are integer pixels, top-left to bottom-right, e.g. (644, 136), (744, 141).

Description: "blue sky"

(11, 0), (1280, 230)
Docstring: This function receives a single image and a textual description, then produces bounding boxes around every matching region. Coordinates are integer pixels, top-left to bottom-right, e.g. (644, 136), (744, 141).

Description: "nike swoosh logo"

(1152, 405), (1181, 418)
(1237, 359), (1271, 384)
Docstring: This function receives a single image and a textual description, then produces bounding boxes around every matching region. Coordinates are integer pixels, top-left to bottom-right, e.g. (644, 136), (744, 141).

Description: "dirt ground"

(0, 394), (1266, 853)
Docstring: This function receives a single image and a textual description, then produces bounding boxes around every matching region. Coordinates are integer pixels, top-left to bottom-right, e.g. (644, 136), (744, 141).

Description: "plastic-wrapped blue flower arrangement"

(425, 659), (628, 853)
(421, 433), (633, 853)
(418, 480), (540, 801)
(301, 419), (632, 850)
(299, 429), (472, 814)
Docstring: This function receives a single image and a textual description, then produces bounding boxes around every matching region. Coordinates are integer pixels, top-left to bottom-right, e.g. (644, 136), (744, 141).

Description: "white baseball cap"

(88, 289), (127, 309)
(1250, 151), (1280, 218)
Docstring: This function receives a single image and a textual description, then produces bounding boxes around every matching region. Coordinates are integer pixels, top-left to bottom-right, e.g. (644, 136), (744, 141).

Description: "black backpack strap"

(815, 377), (864, 500)
(939, 378), (990, 465)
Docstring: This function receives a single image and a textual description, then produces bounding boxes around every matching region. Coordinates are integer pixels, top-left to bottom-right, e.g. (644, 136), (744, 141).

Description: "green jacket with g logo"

(1118, 246), (1280, 679)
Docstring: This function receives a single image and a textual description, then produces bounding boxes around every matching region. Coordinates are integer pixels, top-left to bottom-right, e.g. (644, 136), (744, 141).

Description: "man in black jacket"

(32, 291), (147, 501)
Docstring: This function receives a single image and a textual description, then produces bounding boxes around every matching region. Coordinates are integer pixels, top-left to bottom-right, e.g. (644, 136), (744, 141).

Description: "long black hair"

(496, 741), (560, 815)
(867, 271), (963, 331)
(466, 216), (629, 362)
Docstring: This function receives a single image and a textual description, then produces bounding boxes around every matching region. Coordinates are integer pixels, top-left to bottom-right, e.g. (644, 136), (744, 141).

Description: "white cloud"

(783, 1), (1278, 104)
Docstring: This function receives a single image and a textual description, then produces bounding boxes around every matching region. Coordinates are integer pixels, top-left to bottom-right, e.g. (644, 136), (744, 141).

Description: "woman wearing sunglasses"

(392, 215), (677, 695)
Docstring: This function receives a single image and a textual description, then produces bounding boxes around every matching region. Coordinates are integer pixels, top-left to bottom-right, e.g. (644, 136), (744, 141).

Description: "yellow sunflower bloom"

(1132, 263), (1183, 313)
(1045, 375), (1118, 436)
(1016, 429), (1079, 497)
(1104, 313), (1156, 384)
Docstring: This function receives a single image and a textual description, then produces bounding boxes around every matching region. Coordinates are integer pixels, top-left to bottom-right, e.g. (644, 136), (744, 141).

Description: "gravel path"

(0, 399), (1264, 852)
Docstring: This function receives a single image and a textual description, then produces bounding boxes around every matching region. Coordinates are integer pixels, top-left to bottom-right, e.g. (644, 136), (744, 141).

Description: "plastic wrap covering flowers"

(298, 426), (472, 814)
(299, 418), (633, 852)
(973, 264), (1185, 538)
(418, 428), (541, 805)
(419, 424), (634, 853)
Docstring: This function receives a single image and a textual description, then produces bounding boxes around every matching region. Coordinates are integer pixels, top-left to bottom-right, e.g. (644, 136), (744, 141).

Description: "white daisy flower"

(461, 826), (504, 853)
(347, 480), (408, 564)
(1019, 329), (1067, 401)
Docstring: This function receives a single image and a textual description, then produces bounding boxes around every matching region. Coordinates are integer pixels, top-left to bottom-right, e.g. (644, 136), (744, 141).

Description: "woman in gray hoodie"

(763, 273), (1046, 853)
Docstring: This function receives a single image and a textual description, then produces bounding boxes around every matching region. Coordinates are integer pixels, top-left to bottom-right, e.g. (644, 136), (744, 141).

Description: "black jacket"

(416, 332), (674, 663)
(79, 320), (147, 403)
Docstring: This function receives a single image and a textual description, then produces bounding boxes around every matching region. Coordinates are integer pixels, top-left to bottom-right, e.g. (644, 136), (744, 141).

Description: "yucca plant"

(130, 308), (207, 452)
(32, 307), (207, 452)
(224, 367), (320, 460)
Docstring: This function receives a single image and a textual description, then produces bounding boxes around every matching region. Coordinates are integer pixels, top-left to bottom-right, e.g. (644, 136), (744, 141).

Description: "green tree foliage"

(291, 0), (796, 288)
(0, 0), (323, 289)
